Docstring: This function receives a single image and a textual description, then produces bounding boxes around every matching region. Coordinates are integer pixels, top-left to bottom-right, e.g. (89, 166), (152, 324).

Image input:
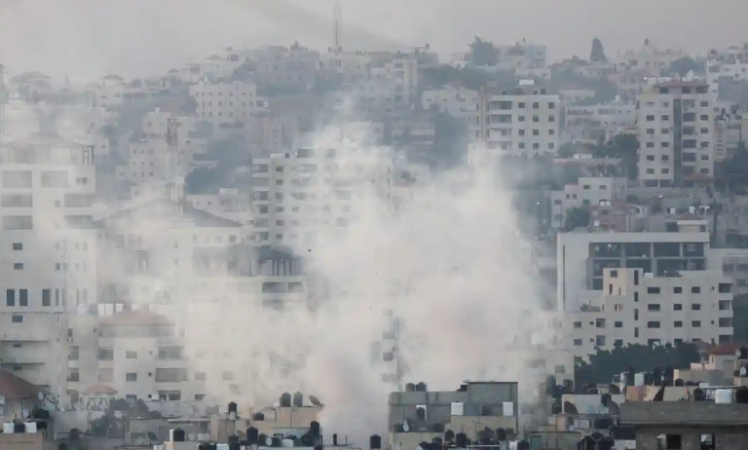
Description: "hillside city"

(3, 24), (748, 450)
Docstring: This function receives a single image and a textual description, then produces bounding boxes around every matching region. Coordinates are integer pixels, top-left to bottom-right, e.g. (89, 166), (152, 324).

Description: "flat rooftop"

(621, 402), (748, 426)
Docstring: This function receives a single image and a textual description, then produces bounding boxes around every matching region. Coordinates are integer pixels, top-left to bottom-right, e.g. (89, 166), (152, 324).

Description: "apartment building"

(708, 248), (748, 295)
(563, 100), (637, 144)
(421, 86), (479, 120)
(248, 45), (321, 88)
(550, 177), (627, 229)
(611, 41), (683, 77)
(706, 45), (748, 97)
(245, 111), (299, 152)
(250, 148), (393, 247)
(189, 81), (267, 130)
(713, 112), (748, 161)
(116, 109), (206, 186)
(0, 132), (99, 407)
(471, 80), (560, 158)
(565, 268), (733, 359)
(557, 231), (710, 312)
(637, 79), (714, 187)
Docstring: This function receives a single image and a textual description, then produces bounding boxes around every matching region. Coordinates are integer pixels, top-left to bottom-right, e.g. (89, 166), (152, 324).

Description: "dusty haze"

(1, 0), (747, 79)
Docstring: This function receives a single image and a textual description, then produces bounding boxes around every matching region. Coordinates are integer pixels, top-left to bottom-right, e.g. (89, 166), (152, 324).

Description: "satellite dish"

(38, 392), (44, 401)
(736, 349), (741, 357)
(266, 437), (273, 446)
(402, 420), (410, 432)
(740, 367), (747, 377)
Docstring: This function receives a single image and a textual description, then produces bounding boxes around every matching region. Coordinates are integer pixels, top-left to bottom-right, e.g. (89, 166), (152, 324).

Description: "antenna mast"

(333, 0), (342, 52)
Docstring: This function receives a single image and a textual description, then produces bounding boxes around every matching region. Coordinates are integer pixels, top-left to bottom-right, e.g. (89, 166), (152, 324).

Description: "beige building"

(550, 176), (628, 229)
(471, 80), (560, 159)
(250, 148), (392, 247)
(637, 79), (714, 187)
(189, 81), (267, 130)
(421, 86), (479, 120)
(565, 268), (733, 359)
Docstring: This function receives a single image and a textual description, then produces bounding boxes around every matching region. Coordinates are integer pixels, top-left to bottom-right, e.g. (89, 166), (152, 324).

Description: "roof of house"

(96, 198), (242, 228)
(100, 310), (173, 326)
(83, 383), (118, 396)
(0, 370), (41, 400)
(707, 343), (745, 356)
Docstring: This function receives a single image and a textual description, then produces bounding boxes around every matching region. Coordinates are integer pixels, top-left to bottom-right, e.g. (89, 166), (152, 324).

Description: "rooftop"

(620, 402), (748, 426)
(100, 310), (173, 326)
(0, 370), (41, 401)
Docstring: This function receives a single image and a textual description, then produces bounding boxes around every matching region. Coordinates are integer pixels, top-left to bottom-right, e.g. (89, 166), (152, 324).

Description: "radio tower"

(165, 117), (183, 201)
(333, 0), (342, 52)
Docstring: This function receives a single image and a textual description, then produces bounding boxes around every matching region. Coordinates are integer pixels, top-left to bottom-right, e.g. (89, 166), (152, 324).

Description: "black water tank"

(674, 378), (685, 387)
(416, 407), (426, 421)
(444, 430), (455, 442)
(431, 423), (444, 432)
(598, 436), (615, 450)
(551, 400), (562, 415)
(172, 428), (185, 442)
(314, 445), (323, 450)
(259, 433), (268, 446)
(229, 435), (239, 444)
(406, 383), (416, 392)
(293, 392), (304, 407)
(253, 412), (265, 421)
(280, 392), (292, 407)
(228, 402), (238, 414)
(432, 437), (443, 446)
(310, 421), (321, 436)
(333, 434), (339, 446)
(455, 432), (467, 448)
(58, 444), (68, 450)
(496, 428), (507, 441)
(370, 434), (382, 449)
(272, 437), (282, 447)
(517, 440), (529, 450)
(736, 387), (748, 403)
(247, 427), (259, 444)
(416, 382), (427, 392)
(694, 388), (706, 401)
(229, 444), (241, 450)
(14, 422), (26, 433)
(601, 393), (611, 407)
(578, 436), (595, 450)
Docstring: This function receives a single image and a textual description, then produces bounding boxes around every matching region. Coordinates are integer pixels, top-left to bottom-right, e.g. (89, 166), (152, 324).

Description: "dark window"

(647, 287), (661, 294)
(674, 304), (683, 311)
(42, 289), (51, 306)
(691, 286), (701, 294)
(6, 289), (14, 306)
(719, 283), (732, 293)
(692, 321), (701, 327)
(648, 304), (661, 312)
(19, 289), (27, 307)
(11, 315), (22, 323)
(647, 321), (661, 328)
(692, 303), (701, 311)
(12, 243), (22, 251)
(574, 321), (582, 329)
(674, 287), (682, 294)
(674, 321), (683, 328)
(614, 321), (623, 328)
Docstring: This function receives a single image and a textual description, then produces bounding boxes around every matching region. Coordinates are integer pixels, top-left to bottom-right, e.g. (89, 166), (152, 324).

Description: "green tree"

(469, 37), (499, 67)
(664, 57), (703, 77)
(575, 343), (700, 388)
(593, 134), (639, 180)
(590, 38), (607, 63)
(563, 207), (590, 231)
(733, 293), (748, 343)
(557, 143), (579, 159)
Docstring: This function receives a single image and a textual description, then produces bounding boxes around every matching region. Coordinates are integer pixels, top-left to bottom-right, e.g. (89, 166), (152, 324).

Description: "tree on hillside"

(593, 134), (639, 180)
(563, 207), (590, 231)
(590, 38), (607, 63)
(664, 57), (703, 77)
(469, 37), (499, 67)
(575, 342), (700, 388)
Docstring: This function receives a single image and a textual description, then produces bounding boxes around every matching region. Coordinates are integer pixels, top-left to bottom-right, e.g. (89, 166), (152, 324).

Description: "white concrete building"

(471, 81), (560, 159)
(708, 248), (748, 295)
(0, 132), (99, 406)
(563, 100), (637, 144)
(612, 40), (684, 77)
(550, 177), (627, 228)
(565, 268), (734, 360)
(713, 112), (748, 161)
(557, 231), (710, 312)
(189, 81), (267, 130)
(637, 79), (714, 187)
(250, 147), (393, 247)
(421, 86), (479, 120)
(706, 45), (748, 97)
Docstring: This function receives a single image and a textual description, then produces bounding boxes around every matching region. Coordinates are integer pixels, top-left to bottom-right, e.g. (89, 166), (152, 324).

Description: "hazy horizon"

(1, 0), (746, 80)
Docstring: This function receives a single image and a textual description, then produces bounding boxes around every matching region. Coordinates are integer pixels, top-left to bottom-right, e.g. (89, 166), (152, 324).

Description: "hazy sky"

(1, 0), (746, 80)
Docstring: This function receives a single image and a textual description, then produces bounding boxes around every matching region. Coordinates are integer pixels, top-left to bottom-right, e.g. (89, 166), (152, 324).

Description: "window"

(719, 283), (732, 293)
(69, 346), (79, 360)
(126, 351), (137, 359)
(596, 319), (606, 328)
(692, 321), (702, 327)
(647, 287), (661, 294)
(554, 365), (565, 374)
(646, 115), (655, 121)
(674, 287), (682, 294)
(11, 315), (22, 323)
(6, 289), (14, 306)
(614, 321), (623, 328)
(674, 321), (683, 328)
(647, 321), (661, 328)
(195, 394), (206, 401)
(691, 304), (701, 311)
(98, 348), (114, 361)
(573, 339), (582, 346)
(13, 263), (23, 270)
(19, 289), (27, 307)
(610, 270), (618, 278)
(42, 289), (51, 307)
(719, 300), (732, 311)
(595, 336), (606, 346)
(648, 304), (661, 312)
(674, 304), (683, 311)
(126, 373), (138, 382)
(155, 368), (188, 382)
(68, 368), (80, 382)
(719, 318), (733, 327)
(691, 286), (701, 294)
(12, 243), (22, 251)
(574, 321), (582, 329)
(195, 372), (207, 381)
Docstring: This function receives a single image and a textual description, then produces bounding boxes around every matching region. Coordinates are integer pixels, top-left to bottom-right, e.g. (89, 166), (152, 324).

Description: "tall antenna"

(333, 0), (342, 52)
(165, 117), (183, 201)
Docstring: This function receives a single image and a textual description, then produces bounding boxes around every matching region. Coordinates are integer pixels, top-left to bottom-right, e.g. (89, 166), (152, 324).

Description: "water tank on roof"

(370, 434), (382, 449)
(171, 428), (185, 442)
(715, 389), (733, 404)
(415, 382), (427, 392)
(280, 393), (291, 407)
(451, 402), (464, 416)
(4, 423), (15, 434)
(634, 373), (645, 386)
(14, 422), (26, 433)
(736, 387), (748, 404)
(293, 392), (303, 407)
(24, 422), (37, 434)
